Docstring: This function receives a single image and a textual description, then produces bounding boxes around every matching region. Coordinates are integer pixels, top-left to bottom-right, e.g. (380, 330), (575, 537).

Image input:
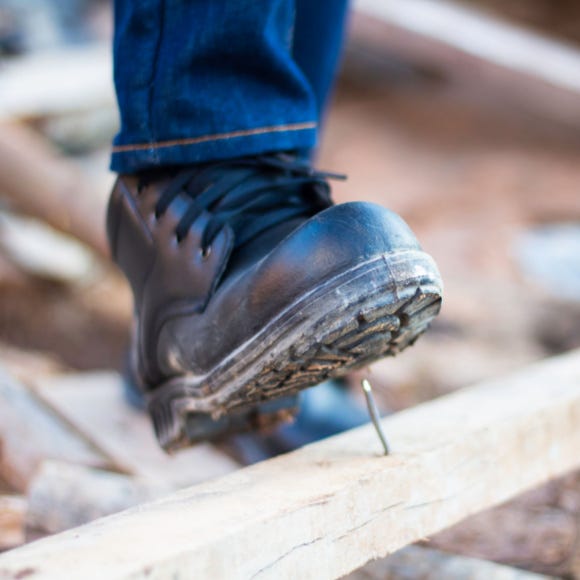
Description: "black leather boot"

(107, 154), (442, 451)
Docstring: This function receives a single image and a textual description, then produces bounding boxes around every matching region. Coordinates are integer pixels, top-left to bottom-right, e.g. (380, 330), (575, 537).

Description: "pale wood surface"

(26, 462), (170, 535)
(0, 346), (68, 386)
(0, 496), (26, 552)
(1, 350), (579, 579)
(0, 122), (109, 256)
(353, 0), (580, 128)
(32, 372), (239, 487)
(0, 368), (111, 492)
(0, 45), (114, 121)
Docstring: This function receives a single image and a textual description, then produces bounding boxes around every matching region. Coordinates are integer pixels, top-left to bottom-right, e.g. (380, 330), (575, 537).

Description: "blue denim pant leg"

(294, 0), (351, 121)
(111, 0), (349, 173)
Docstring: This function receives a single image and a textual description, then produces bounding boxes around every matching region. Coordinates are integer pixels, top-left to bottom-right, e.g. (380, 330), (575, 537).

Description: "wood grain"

(32, 372), (239, 488)
(0, 368), (110, 492)
(1, 350), (579, 579)
(353, 0), (580, 128)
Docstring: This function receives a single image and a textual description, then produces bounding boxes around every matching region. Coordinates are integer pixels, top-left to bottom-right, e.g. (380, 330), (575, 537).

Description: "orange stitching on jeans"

(111, 121), (317, 153)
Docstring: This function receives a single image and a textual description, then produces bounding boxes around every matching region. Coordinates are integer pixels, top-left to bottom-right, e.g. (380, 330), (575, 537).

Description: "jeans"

(111, 0), (350, 173)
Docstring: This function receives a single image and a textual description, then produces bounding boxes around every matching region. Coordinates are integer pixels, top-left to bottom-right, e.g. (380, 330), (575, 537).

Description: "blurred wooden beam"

(353, 0), (580, 128)
(0, 367), (112, 492)
(1, 350), (579, 578)
(0, 496), (27, 552)
(0, 122), (109, 256)
(26, 462), (169, 536)
(0, 45), (114, 122)
(32, 372), (240, 488)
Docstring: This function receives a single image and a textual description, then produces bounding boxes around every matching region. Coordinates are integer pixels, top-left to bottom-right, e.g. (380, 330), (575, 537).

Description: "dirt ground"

(1, 3), (580, 576)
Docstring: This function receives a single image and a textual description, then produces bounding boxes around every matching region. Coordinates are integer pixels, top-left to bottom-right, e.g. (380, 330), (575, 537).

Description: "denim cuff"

(110, 121), (317, 174)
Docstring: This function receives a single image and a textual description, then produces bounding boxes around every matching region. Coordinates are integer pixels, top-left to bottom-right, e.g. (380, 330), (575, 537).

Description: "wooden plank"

(0, 368), (112, 492)
(1, 350), (579, 579)
(0, 122), (109, 256)
(0, 345), (68, 386)
(0, 45), (114, 121)
(32, 372), (239, 488)
(0, 496), (26, 552)
(353, 0), (580, 128)
(26, 461), (170, 536)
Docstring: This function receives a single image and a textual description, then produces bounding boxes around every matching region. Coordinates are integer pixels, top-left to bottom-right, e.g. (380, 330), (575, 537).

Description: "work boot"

(107, 153), (442, 451)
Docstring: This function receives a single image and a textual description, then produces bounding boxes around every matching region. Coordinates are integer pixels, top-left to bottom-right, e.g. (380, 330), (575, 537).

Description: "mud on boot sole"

(148, 249), (443, 452)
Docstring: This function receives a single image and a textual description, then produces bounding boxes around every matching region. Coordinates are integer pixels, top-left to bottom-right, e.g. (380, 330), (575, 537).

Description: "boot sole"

(149, 249), (443, 451)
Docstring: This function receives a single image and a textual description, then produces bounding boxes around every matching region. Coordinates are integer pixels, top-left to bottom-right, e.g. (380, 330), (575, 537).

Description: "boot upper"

(107, 155), (420, 390)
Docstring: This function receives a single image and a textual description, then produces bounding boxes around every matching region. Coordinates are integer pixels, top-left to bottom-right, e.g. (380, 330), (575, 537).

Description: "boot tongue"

(143, 155), (335, 258)
(196, 166), (329, 251)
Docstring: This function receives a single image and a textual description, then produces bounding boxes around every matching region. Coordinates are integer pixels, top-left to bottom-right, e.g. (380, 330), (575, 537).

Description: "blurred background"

(0, 0), (580, 577)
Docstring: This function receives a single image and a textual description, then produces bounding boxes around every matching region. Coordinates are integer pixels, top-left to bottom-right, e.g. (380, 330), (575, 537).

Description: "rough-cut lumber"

(0, 211), (97, 283)
(1, 350), (579, 579)
(0, 345), (68, 386)
(0, 368), (112, 492)
(26, 462), (170, 535)
(0, 122), (109, 256)
(32, 372), (239, 487)
(353, 0), (580, 128)
(0, 45), (114, 121)
(349, 546), (555, 580)
(0, 496), (26, 552)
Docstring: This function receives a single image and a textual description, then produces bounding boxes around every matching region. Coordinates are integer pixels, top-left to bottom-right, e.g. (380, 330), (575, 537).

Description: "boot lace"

(141, 154), (345, 256)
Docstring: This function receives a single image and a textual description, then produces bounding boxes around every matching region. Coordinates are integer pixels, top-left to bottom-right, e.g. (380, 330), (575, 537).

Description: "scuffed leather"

(108, 175), (420, 390)
(158, 202), (421, 376)
(108, 176), (233, 383)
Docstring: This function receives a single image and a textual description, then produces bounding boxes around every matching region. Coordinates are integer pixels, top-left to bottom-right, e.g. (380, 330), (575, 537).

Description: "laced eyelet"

(200, 246), (212, 260)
